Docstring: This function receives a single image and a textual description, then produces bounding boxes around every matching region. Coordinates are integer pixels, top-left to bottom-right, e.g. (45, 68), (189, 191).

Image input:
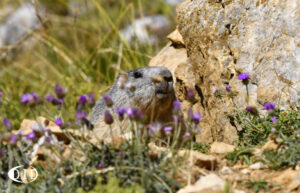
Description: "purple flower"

(21, 93), (34, 104)
(45, 94), (56, 103)
(55, 117), (63, 127)
(78, 95), (87, 105)
(57, 99), (64, 105)
(148, 123), (161, 137)
(10, 134), (18, 144)
(98, 163), (104, 168)
(0, 149), (3, 158)
(103, 94), (113, 107)
(0, 92), (2, 104)
(164, 126), (172, 135)
(245, 106), (254, 112)
(116, 108), (126, 120)
(182, 132), (191, 140)
(187, 88), (195, 100)
(55, 84), (66, 99)
(0, 92), (2, 98)
(264, 103), (276, 111)
(87, 93), (95, 105)
(173, 100), (181, 112)
(192, 112), (202, 124)
(126, 107), (143, 120)
(3, 118), (11, 130)
(45, 136), (52, 143)
(238, 73), (250, 80)
(118, 151), (123, 156)
(226, 85), (231, 92)
(31, 92), (41, 102)
(104, 110), (114, 125)
(271, 116), (277, 123)
(173, 114), (180, 123)
(76, 112), (87, 120)
(26, 132), (36, 140)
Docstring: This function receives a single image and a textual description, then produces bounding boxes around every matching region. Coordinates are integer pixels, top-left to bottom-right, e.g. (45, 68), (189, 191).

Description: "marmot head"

(114, 66), (176, 119)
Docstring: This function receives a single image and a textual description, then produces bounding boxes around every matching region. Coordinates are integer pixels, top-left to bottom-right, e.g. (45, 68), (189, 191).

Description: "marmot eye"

(133, 71), (143, 79)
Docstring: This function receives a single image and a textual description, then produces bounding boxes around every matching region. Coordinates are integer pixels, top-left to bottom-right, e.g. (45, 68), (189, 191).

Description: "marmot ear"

(116, 73), (128, 89)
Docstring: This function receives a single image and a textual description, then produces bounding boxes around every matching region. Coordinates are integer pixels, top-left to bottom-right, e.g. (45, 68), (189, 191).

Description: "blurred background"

(0, 0), (185, 130)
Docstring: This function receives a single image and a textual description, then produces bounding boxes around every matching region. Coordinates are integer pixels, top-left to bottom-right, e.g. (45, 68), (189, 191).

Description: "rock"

(272, 168), (300, 191)
(220, 166), (233, 175)
(153, 0), (300, 144)
(0, 3), (42, 58)
(249, 162), (265, 170)
(120, 15), (170, 44)
(177, 150), (218, 170)
(210, 142), (235, 154)
(165, 0), (186, 6)
(177, 173), (225, 193)
(167, 29), (185, 46)
(241, 168), (250, 175)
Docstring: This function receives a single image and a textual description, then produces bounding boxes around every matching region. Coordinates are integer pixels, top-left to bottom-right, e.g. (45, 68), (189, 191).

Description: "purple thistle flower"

(10, 134), (18, 144)
(55, 84), (66, 99)
(164, 126), (172, 135)
(104, 110), (114, 125)
(3, 118), (12, 130)
(226, 85), (231, 92)
(0, 92), (2, 98)
(45, 94), (56, 103)
(78, 95), (87, 105)
(0, 149), (3, 158)
(182, 132), (191, 140)
(31, 92), (41, 102)
(26, 132), (36, 140)
(238, 73), (250, 80)
(245, 106), (254, 112)
(187, 88), (195, 101)
(0, 92), (2, 104)
(98, 163), (104, 168)
(55, 117), (63, 127)
(45, 136), (52, 143)
(264, 103), (276, 111)
(148, 123), (161, 137)
(21, 93), (34, 104)
(126, 107), (143, 120)
(238, 73), (250, 85)
(87, 92), (95, 105)
(76, 112), (87, 120)
(173, 100), (181, 112)
(245, 106), (258, 115)
(192, 112), (202, 124)
(103, 93), (113, 107)
(116, 108), (126, 121)
(118, 151), (123, 156)
(57, 99), (64, 105)
(271, 116), (277, 123)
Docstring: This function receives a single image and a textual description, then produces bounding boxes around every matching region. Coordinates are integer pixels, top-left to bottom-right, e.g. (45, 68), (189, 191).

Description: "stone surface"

(150, 0), (300, 143)
(210, 141), (235, 154)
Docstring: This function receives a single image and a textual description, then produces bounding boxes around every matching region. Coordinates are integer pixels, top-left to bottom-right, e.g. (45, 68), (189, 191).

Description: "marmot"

(90, 66), (177, 140)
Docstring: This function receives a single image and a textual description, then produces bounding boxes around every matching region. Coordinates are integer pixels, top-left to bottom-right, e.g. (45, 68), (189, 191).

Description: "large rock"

(151, 0), (300, 143)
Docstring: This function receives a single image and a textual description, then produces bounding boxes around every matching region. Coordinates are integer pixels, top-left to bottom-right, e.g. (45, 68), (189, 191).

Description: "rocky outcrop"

(150, 0), (300, 143)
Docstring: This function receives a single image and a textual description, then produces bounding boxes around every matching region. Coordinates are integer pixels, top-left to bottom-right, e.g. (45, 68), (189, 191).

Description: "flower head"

(164, 126), (172, 135)
(126, 107), (143, 120)
(0, 92), (2, 104)
(173, 100), (181, 112)
(31, 92), (41, 102)
(116, 108), (126, 120)
(148, 123), (161, 137)
(182, 132), (191, 140)
(98, 163), (104, 168)
(271, 116), (277, 124)
(226, 85), (231, 93)
(118, 151), (123, 156)
(55, 117), (64, 127)
(3, 118), (12, 130)
(76, 112), (87, 120)
(87, 93), (95, 105)
(187, 88), (195, 101)
(26, 132), (36, 140)
(55, 84), (67, 99)
(104, 110), (114, 125)
(21, 93), (34, 104)
(45, 94), (56, 103)
(192, 112), (202, 124)
(238, 73), (250, 85)
(78, 95), (87, 105)
(264, 103), (276, 111)
(10, 134), (18, 144)
(173, 114), (180, 123)
(245, 106), (258, 115)
(103, 94), (113, 107)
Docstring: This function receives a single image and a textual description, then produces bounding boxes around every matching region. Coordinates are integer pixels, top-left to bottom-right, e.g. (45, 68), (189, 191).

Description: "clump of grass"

(192, 142), (210, 153)
(238, 179), (280, 193)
